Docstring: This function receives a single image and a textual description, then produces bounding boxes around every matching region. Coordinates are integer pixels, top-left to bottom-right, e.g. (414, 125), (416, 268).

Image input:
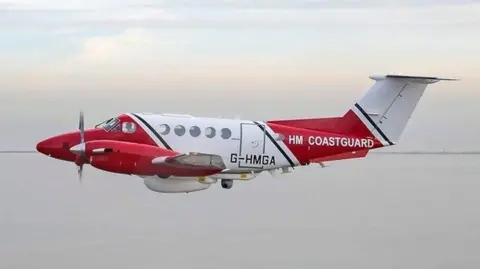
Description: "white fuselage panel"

(129, 113), (299, 173)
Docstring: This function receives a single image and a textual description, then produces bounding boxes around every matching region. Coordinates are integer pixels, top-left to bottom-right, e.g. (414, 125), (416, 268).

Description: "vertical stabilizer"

(336, 74), (458, 147)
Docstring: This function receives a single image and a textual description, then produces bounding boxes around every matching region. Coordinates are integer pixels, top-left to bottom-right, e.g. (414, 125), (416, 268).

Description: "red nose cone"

(36, 133), (78, 162)
(36, 139), (49, 155)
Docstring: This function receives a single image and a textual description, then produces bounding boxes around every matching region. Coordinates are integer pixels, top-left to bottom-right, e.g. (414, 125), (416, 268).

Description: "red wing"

(84, 140), (226, 177)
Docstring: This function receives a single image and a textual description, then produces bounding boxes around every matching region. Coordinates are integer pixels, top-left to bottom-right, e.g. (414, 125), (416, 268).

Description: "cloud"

(2, 1), (479, 90)
(2, 2), (480, 31)
(2, 0), (480, 10)
(47, 29), (274, 71)
(19, 28), (348, 90)
(71, 29), (170, 65)
(17, 18), (477, 92)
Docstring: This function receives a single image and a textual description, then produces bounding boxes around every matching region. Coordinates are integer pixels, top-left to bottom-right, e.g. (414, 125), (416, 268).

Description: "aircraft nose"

(36, 139), (50, 155)
(36, 134), (77, 162)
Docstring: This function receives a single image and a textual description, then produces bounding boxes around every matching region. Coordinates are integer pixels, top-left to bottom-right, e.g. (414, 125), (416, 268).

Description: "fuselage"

(128, 112), (379, 173)
(36, 112), (380, 178)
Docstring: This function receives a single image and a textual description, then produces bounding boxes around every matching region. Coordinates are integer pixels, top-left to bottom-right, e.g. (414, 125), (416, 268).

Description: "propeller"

(70, 110), (87, 183)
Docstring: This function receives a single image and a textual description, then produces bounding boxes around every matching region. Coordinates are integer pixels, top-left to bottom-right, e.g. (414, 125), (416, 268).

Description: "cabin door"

(238, 122), (266, 169)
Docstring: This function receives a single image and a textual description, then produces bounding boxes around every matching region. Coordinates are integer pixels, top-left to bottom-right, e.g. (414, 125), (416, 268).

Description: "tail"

(335, 74), (458, 147)
(269, 74), (458, 148)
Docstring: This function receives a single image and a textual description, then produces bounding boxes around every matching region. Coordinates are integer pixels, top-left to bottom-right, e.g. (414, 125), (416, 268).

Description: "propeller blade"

(79, 110), (85, 144)
(77, 164), (83, 183)
(76, 110), (86, 183)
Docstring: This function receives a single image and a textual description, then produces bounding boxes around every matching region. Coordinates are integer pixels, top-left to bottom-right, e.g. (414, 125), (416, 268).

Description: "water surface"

(1, 153), (479, 268)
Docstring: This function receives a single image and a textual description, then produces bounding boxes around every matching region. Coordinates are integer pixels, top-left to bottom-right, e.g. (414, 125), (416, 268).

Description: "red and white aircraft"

(36, 74), (456, 193)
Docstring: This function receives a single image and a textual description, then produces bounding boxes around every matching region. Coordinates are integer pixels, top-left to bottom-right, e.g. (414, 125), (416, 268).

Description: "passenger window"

(189, 126), (201, 137)
(122, 122), (136, 133)
(221, 128), (231, 139)
(158, 124), (170, 135)
(174, 125), (186, 136)
(205, 127), (216, 138)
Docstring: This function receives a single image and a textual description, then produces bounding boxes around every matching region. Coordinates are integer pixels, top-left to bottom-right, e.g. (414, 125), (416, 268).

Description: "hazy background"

(1, 0), (480, 268)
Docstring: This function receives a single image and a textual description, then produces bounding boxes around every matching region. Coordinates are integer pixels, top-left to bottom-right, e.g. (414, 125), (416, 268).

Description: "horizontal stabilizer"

(310, 150), (369, 163)
(370, 74), (459, 84)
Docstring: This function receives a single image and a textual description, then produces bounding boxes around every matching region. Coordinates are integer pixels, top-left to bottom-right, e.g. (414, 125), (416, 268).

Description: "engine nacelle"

(143, 177), (211, 193)
(84, 141), (222, 177)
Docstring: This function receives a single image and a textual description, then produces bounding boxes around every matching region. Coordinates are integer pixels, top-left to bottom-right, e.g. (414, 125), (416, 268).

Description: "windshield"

(95, 118), (114, 128)
(95, 117), (120, 131)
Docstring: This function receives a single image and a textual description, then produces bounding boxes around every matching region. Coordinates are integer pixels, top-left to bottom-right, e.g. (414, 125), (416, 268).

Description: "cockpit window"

(95, 117), (120, 132)
(95, 118), (113, 128)
(105, 118), (121, 131)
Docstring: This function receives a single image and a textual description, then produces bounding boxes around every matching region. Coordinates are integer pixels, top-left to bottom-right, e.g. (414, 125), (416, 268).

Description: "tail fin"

(336, 74), (458, 147)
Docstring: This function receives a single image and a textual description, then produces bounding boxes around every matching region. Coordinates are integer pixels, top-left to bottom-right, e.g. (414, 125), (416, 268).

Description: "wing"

(152, 152), (227, 171)
(83, 140), (227, 177)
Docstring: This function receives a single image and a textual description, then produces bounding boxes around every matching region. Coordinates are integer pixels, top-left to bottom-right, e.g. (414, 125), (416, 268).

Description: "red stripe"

(267, 115), (383, 165)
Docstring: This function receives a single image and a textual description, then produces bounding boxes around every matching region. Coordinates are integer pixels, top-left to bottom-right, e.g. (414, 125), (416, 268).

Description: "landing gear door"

(238, 122), (266, 169)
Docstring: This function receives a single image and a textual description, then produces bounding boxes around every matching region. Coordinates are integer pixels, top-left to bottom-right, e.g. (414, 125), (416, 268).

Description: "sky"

(0, 0), (479, 151)
(1, 0), (480, 90)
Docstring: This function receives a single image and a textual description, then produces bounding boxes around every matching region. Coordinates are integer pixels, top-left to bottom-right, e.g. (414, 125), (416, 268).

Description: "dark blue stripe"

(253, 121), (295, 168)
(132, 113), (172, 150)
(354, 103), (394, 146)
